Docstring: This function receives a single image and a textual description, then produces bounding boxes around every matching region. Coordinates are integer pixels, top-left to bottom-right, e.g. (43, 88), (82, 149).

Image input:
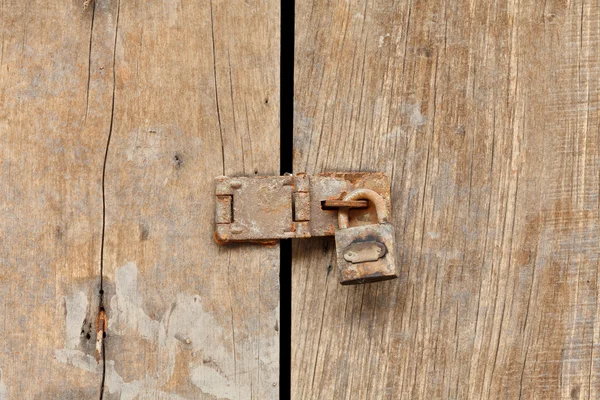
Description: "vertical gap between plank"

(280, 0), (294, 396)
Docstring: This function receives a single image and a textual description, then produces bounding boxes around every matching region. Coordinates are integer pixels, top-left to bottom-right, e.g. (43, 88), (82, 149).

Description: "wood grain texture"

(293, 0), (600, 399)
(0, 0), (280, 398)
(0, 1), (106, 398)
(99, 0), (280, 398)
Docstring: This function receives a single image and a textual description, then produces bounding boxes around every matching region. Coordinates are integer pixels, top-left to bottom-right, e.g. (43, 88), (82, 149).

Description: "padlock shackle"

(337, 188), (389, 229)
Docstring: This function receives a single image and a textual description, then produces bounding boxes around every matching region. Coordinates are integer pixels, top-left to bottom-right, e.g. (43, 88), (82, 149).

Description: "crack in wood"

(209, 0), (225, 175)
(98, 0), (121, 398)
(84, 1), (95, 123)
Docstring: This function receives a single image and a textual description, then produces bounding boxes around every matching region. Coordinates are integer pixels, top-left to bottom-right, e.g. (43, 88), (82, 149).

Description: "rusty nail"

(230, 180), (242, 189)
(175, 333), (192, 345)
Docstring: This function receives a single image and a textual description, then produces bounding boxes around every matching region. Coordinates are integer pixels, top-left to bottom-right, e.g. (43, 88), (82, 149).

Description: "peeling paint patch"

(55, 290), (101, 379)
(109, 262), (244, 398)
(54, 349), (184, 400)
(64, 291), (88, 350)
(104, 361), (187, 400)
(162, 294), (248, 398)
(55, 349), (100, 374)
(0, 369), (7, 400)
(190, 364), (236, 399)
(58, 262), (267, 399)
(162, 294), (226, 354)
(109, 261), (160, 340)
(104, 361), (143, 400)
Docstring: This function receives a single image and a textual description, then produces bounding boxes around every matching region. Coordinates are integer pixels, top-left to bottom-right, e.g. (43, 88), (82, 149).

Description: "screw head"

(229, 180), (242, 189)
(231, 225), (244, 234)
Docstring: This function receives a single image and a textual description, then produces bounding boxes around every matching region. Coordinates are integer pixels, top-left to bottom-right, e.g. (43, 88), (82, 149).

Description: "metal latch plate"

(215, 175), (295, 242)
(214, 172), (391, 243)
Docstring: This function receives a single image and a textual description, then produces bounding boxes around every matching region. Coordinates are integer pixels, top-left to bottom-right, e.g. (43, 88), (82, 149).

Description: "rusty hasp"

(214, 172), (397, 285)
(214, 172), (391, 242)
(215, 175), (297, 242)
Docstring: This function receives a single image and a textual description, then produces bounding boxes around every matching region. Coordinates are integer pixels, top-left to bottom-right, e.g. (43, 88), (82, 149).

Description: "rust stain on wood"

(95, 308), (107, 364)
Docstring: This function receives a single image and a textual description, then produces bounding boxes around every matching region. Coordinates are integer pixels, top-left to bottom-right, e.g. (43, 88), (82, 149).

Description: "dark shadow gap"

(280, 0), (294, 397)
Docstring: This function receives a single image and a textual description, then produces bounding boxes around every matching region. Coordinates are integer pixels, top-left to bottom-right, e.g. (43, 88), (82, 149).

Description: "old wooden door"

(0, 0), (279, 398)
(2, 0), (600, 399)
(292, 0), (600, 399)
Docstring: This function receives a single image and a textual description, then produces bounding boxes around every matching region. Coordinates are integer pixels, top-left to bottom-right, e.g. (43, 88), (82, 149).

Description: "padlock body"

(335, 222), (397, 285)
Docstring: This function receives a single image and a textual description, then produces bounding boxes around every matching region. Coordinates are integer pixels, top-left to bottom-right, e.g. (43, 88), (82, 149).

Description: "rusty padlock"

(335, 188), (398, 285)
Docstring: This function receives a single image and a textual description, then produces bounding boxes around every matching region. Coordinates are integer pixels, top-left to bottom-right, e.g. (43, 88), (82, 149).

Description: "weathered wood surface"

(0, 1), (105, 398)
(0, 0), (279, 398)
(293, 0), (600, 399)
(101, 0), (280, 397)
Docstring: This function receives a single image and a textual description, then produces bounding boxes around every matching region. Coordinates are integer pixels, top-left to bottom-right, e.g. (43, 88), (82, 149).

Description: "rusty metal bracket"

(214, 172), (391, 243)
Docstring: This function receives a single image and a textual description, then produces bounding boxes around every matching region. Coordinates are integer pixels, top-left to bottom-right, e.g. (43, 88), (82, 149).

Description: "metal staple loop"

(337, 188), (389, 229)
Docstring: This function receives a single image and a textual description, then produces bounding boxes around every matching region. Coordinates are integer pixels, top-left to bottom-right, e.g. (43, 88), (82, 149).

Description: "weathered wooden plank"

(0, 1), (108, 398)
(0, 0), (280, 398)
(293, 0), (600, 398)
(98, 0), (280, 398)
